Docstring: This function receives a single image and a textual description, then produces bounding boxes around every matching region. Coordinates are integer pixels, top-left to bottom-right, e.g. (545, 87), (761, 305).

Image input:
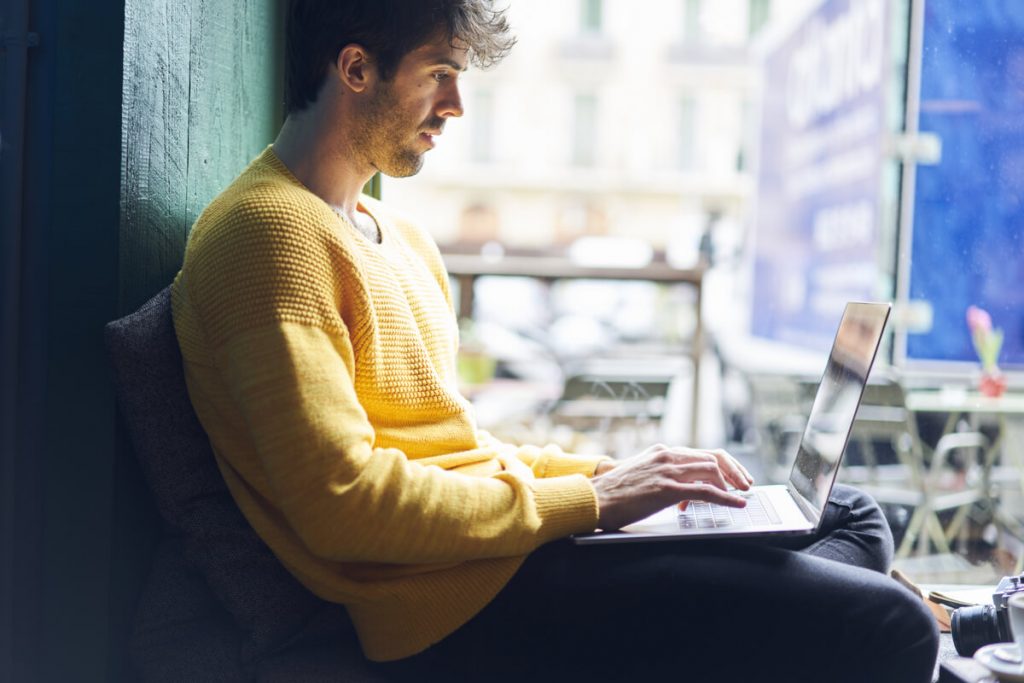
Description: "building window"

(737, 99), (753, 172)
(749, 0), (772, 37)
(580, 0), (603, 34)
(470, 90), (495, 164)
(679, 95), (697, 170)
(572, 93), (598, 167)
(684, 0), (703, 44)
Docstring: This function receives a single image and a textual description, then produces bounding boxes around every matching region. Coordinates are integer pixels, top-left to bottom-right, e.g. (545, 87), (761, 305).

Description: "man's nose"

(437, 83), (464, 118)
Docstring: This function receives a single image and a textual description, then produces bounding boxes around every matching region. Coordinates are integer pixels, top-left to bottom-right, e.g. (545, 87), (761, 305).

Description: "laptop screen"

(788, 302), (891, 517)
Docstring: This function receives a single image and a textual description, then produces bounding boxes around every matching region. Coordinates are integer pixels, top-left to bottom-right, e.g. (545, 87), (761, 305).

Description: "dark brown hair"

(285, 0), (515, 114)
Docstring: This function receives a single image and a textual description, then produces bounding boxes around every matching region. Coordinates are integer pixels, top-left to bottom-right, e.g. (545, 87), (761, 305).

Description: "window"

(678, 95), (697, 170)
(372, 0), (1024, 590)
(571, 93), (598, 167)
(749, 0), (772, 37)
(684, 0), (703, 44)
(737, 98), (753, 172)
(470, 90), (495, 164)
(580, 0), (603, 34)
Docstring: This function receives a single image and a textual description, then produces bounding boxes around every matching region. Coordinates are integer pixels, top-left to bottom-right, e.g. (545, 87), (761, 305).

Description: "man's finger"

(723, 452), (754, 484)
(677, 482), (747, 508)
(725, 461), (753, 490)
(663, 447), (714, 465)
(706, 449), (754, 489)
(712, 458), (746, 489)
(724, 453), (755, 484)
(668, 462), (730, 491)
(656, 446), (753, 490)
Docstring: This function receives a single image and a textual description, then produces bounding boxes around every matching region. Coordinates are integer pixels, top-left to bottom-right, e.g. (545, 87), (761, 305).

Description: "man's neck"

(271, 108), (376, 218)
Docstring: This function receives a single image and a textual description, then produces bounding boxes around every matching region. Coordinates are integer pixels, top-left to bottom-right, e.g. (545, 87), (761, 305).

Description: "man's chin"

(378, 153), (425, 179)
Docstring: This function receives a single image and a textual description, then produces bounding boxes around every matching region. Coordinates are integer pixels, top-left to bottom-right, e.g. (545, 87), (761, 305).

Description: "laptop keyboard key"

(677, 493), (783, 530)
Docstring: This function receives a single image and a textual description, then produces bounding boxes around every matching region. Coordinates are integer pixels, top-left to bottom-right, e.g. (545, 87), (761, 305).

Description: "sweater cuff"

(530, 475), (600, 542)
(541, 452), (613, 478)
(523, 443), (613, 479)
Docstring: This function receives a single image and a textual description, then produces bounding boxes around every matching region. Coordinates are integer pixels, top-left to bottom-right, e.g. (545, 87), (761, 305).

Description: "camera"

(951, 574), (1024, 656)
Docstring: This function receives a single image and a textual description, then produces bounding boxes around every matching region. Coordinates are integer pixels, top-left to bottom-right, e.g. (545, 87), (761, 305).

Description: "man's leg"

(382, 486), (937, 683)
(763, 483), (895, 571)
(384, 540), (936, 682)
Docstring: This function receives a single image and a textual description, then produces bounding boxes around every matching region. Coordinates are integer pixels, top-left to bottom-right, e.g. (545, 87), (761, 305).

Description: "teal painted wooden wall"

(120, 0), (284, 312)
(11, 1), (283, 681)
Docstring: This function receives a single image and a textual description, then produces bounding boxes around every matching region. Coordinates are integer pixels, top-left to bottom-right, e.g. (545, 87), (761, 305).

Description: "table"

(906, 390), (1024, 489)
(905, 389), (1024, 556)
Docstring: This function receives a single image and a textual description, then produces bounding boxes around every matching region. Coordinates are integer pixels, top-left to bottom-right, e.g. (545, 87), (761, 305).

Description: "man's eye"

(433, 72), (451, 83)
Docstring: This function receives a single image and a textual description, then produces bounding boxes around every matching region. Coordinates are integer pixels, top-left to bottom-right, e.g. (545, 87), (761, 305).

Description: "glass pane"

(572, 93), (598, 167)
(678, 95), (697, 170)
(684, 0), (702, 44)
(470, 90), (494, 164)
(581, 0), (602, 33)
(749, 0), (772, 37)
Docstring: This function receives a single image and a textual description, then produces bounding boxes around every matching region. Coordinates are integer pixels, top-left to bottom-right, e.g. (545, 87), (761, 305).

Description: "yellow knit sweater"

(171, 147), (604, 661)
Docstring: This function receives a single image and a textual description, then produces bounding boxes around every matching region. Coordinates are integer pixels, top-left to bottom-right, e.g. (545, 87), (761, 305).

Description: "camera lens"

(952, 604), (1005, 656)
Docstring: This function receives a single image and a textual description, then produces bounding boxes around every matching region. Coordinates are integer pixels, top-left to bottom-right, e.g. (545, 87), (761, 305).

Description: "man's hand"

(590, 445), (754, 531)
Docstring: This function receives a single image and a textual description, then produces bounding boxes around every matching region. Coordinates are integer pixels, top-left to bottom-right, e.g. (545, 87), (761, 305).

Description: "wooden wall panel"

(119, 0), (282, 313)
(185, 1), (284, 230)
(119, 0), (192, 313)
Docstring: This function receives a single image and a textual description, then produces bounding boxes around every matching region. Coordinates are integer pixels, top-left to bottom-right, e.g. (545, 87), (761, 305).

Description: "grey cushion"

(132, 538), (385, 682)
(105, 287), (362, 673)
(131, 538), (247, 682)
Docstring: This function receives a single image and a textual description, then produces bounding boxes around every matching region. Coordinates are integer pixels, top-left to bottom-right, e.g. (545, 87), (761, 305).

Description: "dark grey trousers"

(381, 484), (939, 683)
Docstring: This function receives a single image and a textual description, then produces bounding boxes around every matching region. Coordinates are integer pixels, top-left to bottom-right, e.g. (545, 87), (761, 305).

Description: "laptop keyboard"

(677, 492), (783, 529)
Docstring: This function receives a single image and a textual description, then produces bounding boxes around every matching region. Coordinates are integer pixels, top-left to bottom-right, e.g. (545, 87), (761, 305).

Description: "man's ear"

(336, 44), (375, 94)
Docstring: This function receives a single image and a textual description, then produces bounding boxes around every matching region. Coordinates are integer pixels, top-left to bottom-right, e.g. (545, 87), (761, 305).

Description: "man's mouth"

(419, 130), (441, 148)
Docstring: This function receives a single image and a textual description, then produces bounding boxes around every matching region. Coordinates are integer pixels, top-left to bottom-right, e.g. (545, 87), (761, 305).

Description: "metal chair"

(846, 378), (989, 558)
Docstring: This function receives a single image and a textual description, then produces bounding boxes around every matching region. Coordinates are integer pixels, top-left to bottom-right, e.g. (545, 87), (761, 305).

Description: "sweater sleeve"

(214, 322), (599, 564)
(182, 196), (599, 565)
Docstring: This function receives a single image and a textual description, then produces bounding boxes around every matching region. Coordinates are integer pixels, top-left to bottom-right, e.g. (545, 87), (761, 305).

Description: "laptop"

(573, 301), (892, 545)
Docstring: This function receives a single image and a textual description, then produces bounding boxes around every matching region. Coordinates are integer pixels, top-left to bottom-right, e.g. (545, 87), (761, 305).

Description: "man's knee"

(830, 482), (883, 513)
(829, 483), (895, 569)
(841, 578), (940, 683)
(834, 483), (894, 539)
(878, 580), (940, 658)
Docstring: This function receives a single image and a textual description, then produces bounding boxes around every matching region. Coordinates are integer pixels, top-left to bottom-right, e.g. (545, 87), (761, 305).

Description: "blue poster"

(752, 0), (890, 352)
(907, 0), (1024, 368)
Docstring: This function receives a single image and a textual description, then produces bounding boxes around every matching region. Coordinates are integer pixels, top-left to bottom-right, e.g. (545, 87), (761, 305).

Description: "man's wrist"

(594, 459), (617, 476)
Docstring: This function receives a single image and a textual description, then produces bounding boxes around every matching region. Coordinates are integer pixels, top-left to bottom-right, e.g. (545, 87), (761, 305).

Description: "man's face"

(357, 36), (468, 177)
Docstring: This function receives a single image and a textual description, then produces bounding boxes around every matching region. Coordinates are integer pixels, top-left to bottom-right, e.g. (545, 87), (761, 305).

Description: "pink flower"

(966, 305), (992, 334)
(966, 305), (1003, 372)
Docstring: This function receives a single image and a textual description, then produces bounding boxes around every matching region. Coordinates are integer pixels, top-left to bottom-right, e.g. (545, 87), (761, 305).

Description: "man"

(172, 1), (939, 680)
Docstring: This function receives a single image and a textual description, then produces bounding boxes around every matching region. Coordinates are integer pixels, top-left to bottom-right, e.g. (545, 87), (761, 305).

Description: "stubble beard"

(358, 81), (426, 178)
